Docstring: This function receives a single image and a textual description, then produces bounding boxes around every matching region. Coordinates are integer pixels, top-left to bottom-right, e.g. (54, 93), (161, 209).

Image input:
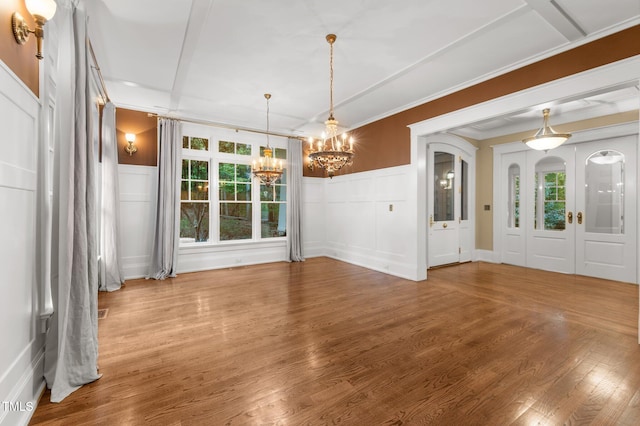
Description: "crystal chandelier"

(252, 93), (283, 186)
(523, 108), (571, 151)
(308, 34), (354, 178)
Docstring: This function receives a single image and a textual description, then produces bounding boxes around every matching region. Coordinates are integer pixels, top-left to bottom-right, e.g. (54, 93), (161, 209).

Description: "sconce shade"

(124, 133), (137, 156)
(26, 0), (57, 20)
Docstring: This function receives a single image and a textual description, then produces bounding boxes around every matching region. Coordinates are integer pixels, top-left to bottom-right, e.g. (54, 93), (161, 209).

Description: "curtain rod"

(87, 38), (110, 103)
(148, 112), (306, 141)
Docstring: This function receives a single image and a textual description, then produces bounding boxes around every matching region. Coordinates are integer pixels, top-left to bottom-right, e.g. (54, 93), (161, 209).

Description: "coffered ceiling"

(85, 0), (640, 139)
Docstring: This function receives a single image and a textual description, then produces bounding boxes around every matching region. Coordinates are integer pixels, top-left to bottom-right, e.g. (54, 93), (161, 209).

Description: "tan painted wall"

(0, 0), (40, 95)
(473, 110), (640, 251)
(116, 108), (158, 166)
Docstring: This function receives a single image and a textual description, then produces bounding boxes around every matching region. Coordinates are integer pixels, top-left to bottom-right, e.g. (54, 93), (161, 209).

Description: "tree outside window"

(219, 162), (252, 240)
(535, 171), (566, 230)
(180, 159), (210, 242)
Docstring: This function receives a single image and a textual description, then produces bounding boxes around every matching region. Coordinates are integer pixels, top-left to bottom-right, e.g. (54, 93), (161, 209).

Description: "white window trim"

(179, 125), (288, 248)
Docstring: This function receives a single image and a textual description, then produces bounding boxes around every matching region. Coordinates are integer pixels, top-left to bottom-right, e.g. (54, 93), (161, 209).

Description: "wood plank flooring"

(30, 258), (640, 425)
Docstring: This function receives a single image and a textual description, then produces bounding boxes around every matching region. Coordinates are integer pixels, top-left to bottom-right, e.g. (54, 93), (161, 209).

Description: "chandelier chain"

(266, 95), (270, 147)
(329, 39), (334, 118)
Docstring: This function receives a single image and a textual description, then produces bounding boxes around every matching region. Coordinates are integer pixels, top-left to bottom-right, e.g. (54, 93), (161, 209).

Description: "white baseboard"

(474, 249), (498, 263)
(0, 340), (46, 426)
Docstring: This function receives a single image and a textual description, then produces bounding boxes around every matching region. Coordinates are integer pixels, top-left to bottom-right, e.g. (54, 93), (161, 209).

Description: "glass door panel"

(434, 151), (455, 222)
(584, 150), (624, 234)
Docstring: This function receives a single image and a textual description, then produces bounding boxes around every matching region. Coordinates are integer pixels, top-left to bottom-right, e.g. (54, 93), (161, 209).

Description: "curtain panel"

(287, 137), (305, 262)
(99, 102), (125, 291)
(44, 1), (102, 403)
(147, 118), (182, 279)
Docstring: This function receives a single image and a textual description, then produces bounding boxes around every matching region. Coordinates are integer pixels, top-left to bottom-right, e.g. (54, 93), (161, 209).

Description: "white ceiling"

(85, 0), (640, 140)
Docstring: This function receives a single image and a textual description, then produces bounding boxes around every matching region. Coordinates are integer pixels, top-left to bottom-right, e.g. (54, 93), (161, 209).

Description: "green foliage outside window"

(180, 159), (210, 242)
(183, 136), (209, 150)
(219, 162), (252, 240)
(542, 171), (566, 230)
(219, 140), (251, 155)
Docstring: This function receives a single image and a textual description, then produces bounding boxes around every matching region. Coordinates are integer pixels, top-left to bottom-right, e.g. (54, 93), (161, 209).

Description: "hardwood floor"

(30, 258), (640, 425)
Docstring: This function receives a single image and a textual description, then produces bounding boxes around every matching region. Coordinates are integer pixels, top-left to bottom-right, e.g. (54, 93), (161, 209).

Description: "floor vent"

(98, 309), (108, 319)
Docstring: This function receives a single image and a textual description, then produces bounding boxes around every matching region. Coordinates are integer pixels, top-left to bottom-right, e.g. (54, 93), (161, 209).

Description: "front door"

(575, 136), (637, 282)
(500, 134), (637, 283)
(526, 145), (576, 274)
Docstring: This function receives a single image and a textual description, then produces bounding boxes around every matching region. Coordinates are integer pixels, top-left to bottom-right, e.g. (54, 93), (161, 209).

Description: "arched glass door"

(575, 138), (636, 282)
(526, 146), (576, 274)
(428, 143), (472, 267)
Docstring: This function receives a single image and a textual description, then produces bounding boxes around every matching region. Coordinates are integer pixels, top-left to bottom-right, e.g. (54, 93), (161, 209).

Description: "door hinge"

(459, 247), (461, 254)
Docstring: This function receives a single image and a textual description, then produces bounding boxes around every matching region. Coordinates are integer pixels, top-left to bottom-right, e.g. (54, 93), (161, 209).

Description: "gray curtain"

(44, 1), (102, 403)
(99, 102), (125, 291)
(287, 137), (305, 262)
(147, 118), (182, 279)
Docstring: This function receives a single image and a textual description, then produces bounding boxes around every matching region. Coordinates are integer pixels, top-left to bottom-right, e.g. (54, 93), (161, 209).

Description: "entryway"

(497, 133), (637, 283)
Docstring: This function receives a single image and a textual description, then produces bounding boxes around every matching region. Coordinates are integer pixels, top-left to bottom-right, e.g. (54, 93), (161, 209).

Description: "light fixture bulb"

(26, 0), (57, 21)
(125, 133), (136, 143)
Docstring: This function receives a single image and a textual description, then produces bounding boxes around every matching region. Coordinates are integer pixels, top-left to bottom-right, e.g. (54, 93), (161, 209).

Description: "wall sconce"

(12, 0), (57, 60)
(124, 133), (137, 156)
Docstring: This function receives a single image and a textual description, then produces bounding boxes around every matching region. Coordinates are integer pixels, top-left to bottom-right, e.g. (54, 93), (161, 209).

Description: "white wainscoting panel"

(303, 166), (417, 280)
(118, 165), (157, 279)
(0, 61), (45, 426)
(302, 178), (325, 257)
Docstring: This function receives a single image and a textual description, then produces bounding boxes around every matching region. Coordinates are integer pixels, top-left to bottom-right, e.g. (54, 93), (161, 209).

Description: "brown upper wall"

(304, 25), (640, 177)
(0, 0), (39, 96)
(116, 108), (158, 166)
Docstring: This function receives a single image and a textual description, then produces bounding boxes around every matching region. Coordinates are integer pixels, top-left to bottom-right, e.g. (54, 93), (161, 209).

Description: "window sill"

(179, 238), (286, 253)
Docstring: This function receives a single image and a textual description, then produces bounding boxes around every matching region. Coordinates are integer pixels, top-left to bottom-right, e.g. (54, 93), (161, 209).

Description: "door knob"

(443, 223), (448, 228)
(567, 211), (573, 224)
(577, 211), (583, 224)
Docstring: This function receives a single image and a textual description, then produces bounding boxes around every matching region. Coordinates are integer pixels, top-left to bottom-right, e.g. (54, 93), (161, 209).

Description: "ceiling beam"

(169, 0), (215, 112)
(525, 0), (586, 41)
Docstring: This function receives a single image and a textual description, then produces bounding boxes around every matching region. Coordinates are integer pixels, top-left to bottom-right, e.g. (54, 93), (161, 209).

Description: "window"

(260, 172), (287, 238)
(180, 159), (209, 242)
(179, 134), (287, 245)
(219, 140), (251, 156)
(183, 136), (209, 150)
(219, 162), (252, 241)
(543, 171), (566, 230)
